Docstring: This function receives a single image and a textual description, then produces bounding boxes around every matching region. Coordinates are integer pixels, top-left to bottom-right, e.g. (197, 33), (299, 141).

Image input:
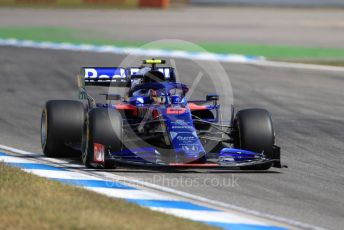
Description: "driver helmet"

(150, 89), (166, 104)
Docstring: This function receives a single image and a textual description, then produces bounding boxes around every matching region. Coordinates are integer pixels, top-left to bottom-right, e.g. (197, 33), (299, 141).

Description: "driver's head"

(150, 89), (165, 104)
(151, 89), (157, 97)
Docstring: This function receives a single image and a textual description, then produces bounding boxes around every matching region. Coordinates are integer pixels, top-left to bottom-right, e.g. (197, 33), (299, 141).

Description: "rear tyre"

(233, 108), (275, 170)
(82, 108), (123, 169)
(41, 100), (85, 158)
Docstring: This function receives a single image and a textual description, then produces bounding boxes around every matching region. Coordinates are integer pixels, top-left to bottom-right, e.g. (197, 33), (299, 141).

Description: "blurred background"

(0, 0), (344, 65)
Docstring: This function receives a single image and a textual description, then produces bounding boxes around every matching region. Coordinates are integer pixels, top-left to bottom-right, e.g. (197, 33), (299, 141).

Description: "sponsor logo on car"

(182, 145), (199, 152)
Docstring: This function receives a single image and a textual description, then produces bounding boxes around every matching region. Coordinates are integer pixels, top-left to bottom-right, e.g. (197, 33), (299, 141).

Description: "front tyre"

(233, 108), (275, 170)
(41, 100), (85, 158)
(82, 108), (123, 169)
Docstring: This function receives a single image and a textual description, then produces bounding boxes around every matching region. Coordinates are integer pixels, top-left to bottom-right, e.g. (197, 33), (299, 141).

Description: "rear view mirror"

(206, 94), (219, 101)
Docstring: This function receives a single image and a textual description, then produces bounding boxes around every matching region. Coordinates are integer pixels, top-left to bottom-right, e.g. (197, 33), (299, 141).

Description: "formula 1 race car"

(41, 59), (282, 170)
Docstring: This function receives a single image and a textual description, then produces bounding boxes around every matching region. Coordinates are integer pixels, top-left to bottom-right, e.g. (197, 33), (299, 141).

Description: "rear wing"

(128, 67), (176, 82)
(78, 66), (176, 88)
(79, 67), (128, 87)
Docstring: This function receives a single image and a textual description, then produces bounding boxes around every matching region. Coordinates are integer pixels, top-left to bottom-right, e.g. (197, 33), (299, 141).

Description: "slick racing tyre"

(82, 108), (123, 169)
(234, 108), (275, 170)
(41, 100), (85, 158)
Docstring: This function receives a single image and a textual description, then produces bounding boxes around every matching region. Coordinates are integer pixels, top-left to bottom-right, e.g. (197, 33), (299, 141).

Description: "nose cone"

(163, 108), (206, 163)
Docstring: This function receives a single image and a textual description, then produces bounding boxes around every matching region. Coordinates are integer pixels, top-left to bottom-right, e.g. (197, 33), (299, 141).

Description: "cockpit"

(128, 83), (188, 106)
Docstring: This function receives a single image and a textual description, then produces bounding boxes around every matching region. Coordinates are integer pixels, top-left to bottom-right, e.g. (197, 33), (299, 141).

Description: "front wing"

(98, 145), (283, 170)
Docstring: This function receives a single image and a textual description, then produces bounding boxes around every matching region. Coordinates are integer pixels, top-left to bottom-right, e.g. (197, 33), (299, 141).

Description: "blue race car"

(41, 59), (282, 170)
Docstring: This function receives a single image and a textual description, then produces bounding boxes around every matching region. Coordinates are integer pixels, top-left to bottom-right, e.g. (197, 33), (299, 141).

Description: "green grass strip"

(1, 26), (344, 59)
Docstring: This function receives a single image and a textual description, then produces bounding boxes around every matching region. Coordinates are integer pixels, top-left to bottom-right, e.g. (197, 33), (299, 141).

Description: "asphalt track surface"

(0, 46), (344, 229)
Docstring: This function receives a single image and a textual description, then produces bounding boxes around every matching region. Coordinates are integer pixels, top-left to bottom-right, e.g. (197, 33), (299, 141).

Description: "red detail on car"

(152, 109), (159, 119)
(93, 143), (105, 163)
(166, 107), (186, 115)
(188, 103), (207, 110)
(115, 104), (138, 116)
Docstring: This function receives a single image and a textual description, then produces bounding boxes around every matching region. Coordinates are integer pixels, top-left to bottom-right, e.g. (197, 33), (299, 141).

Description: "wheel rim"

(41, 109), (48, 149)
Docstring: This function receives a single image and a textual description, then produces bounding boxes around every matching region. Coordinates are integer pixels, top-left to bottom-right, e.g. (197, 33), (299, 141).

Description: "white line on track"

(251, 60), (344, 72)
(86, 187), (176, 200)
(150, 207), (266, 225)
(22, 169), (103, 180)
(0, 155), (36, 163)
